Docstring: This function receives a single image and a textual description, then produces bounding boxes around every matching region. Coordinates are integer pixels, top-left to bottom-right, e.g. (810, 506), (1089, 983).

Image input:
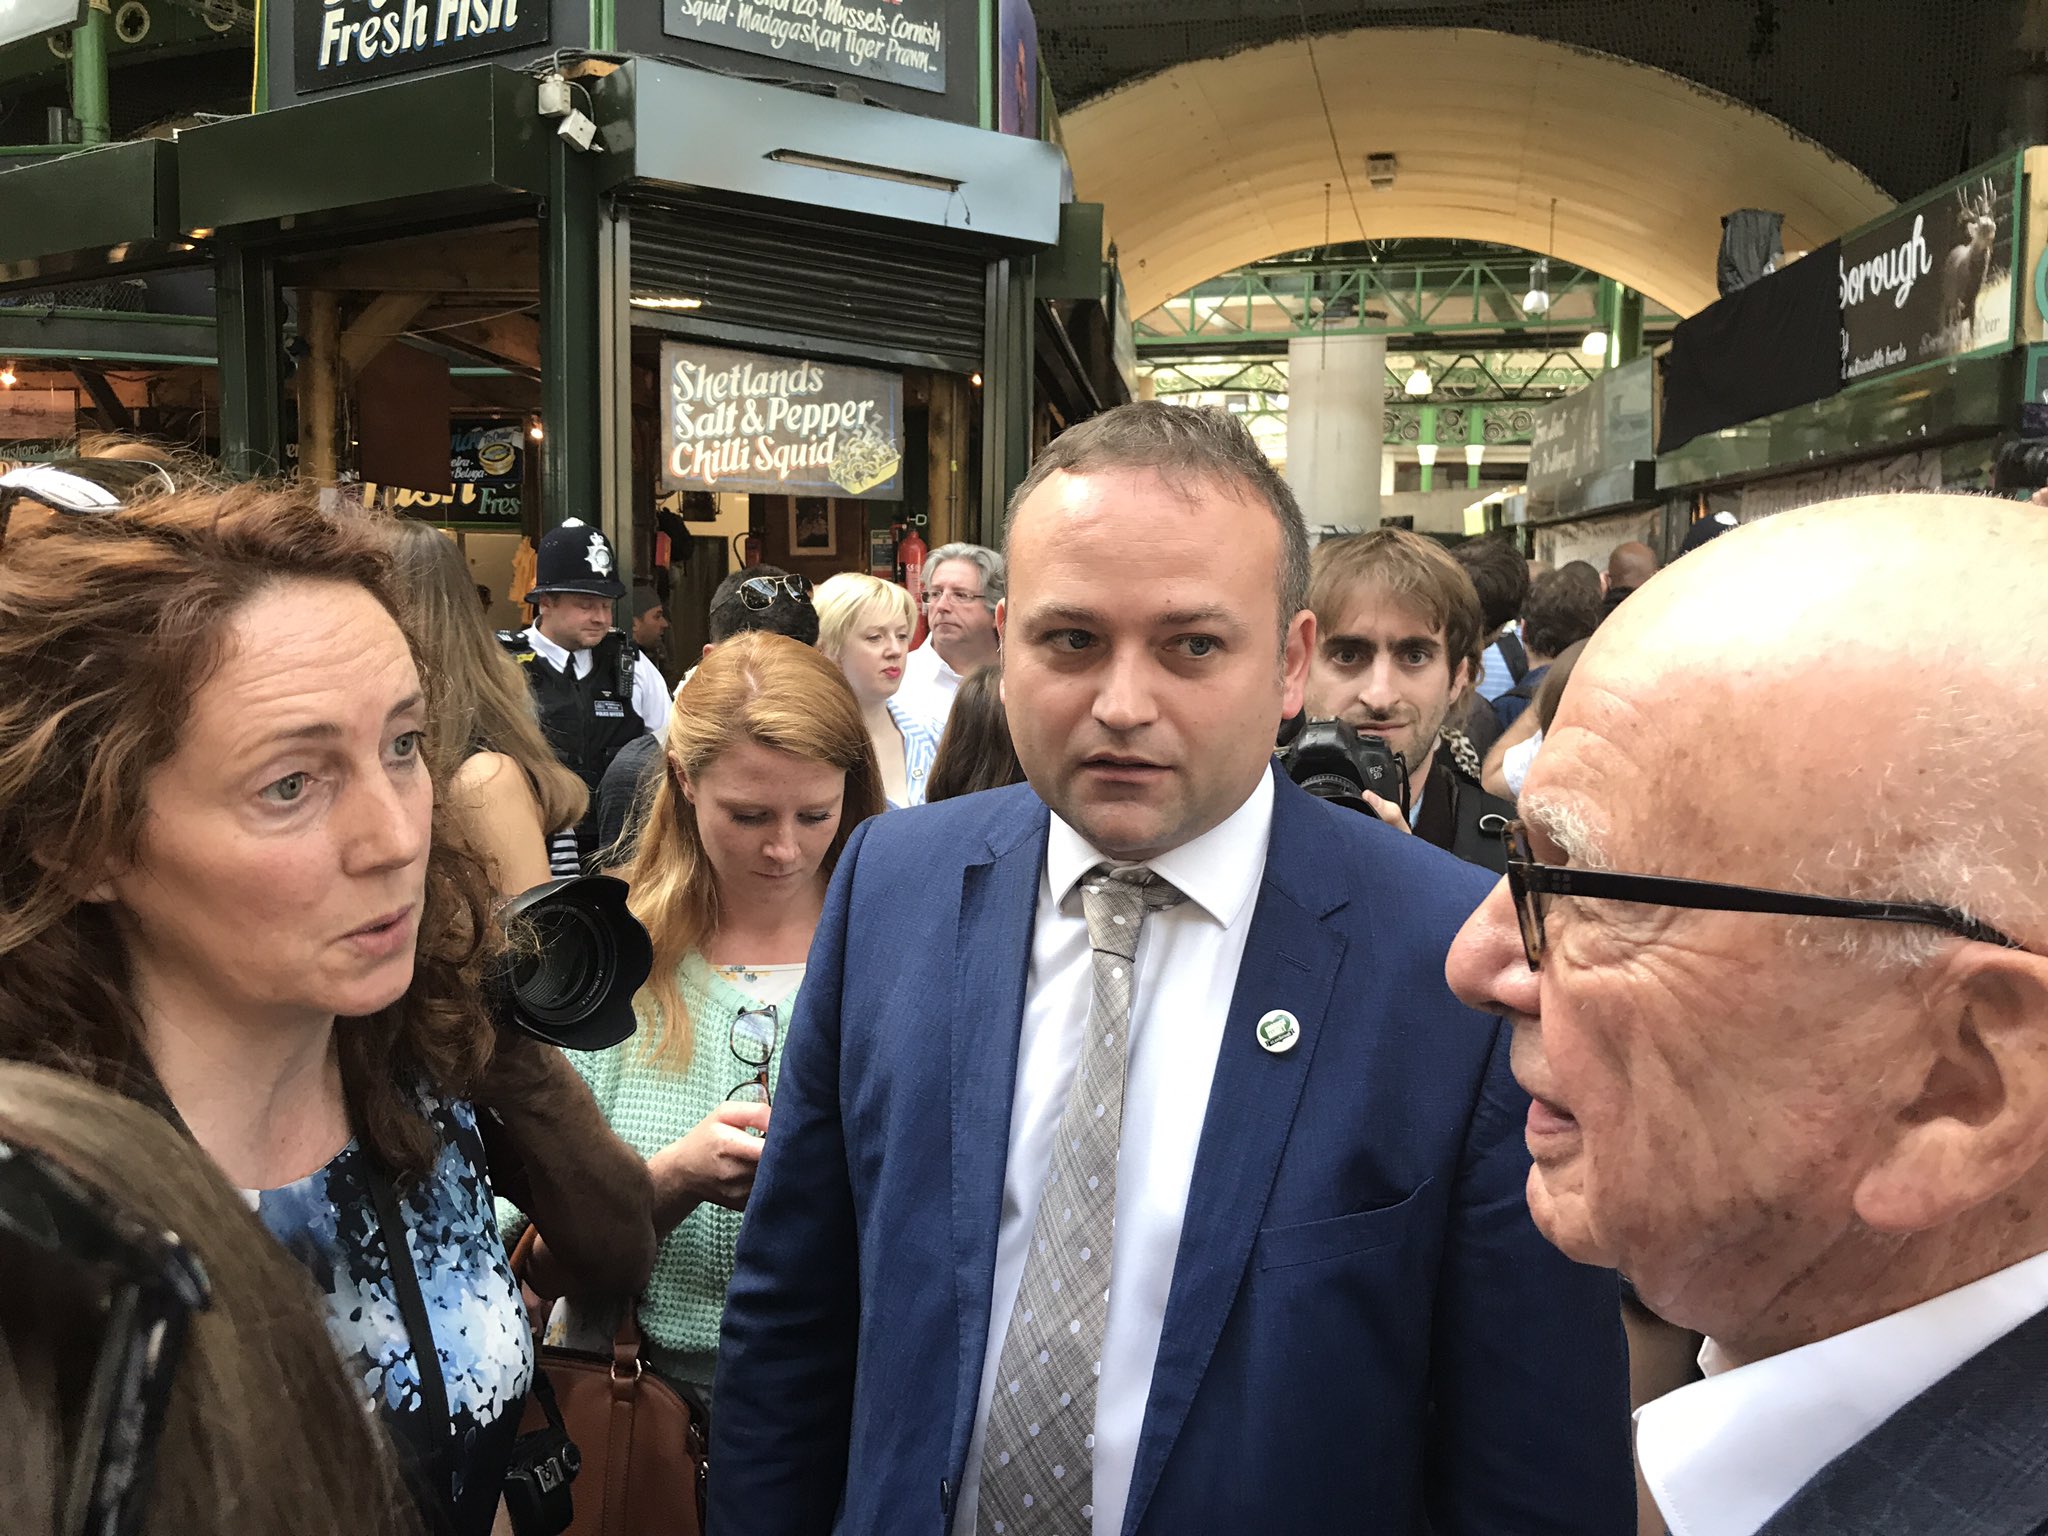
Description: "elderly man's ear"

(1854, 949), (2048, 1234)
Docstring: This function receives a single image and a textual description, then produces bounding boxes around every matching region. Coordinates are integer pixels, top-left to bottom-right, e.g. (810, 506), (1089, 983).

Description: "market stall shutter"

(626, 197), (988, 374)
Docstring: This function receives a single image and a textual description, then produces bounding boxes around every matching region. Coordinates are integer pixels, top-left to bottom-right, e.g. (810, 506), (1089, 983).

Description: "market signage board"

(1528, 358), (1653, 497)
(661, 0), (946, 94)
(661, 341), (904, 499)
(1839, 161), (2016, 385)
(296, 0), (548, 89)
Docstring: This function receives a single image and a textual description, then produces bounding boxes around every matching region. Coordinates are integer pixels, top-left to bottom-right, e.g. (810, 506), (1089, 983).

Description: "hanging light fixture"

(1415, 442), (1439, 467)
(1404, 365), (1432, 397)
(0, 364), (15, 388)
(1581, 330), (1610, 358)
(1464, 442), (1486, 467)
(1524, 196), (1558, 316)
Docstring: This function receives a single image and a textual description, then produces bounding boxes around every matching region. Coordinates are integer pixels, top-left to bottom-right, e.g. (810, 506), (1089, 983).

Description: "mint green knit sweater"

(561, 952), (792, 1359)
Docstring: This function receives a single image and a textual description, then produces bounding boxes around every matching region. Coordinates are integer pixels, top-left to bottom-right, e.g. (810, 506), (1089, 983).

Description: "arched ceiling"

(1064, 28), (1892, 320)
(1037, 0), (2016, 204)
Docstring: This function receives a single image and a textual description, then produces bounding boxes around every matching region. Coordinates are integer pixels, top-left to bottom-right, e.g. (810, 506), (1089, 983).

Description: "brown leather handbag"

(512, 1227), (709, 1536)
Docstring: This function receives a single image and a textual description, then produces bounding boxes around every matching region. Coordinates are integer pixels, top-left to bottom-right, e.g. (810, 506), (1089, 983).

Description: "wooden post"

(927, 371), (968, 549)
(299, 290), (341, 486)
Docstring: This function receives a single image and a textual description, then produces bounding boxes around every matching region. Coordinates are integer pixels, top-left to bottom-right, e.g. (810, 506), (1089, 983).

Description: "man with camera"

(1298, 528), (1515, 873)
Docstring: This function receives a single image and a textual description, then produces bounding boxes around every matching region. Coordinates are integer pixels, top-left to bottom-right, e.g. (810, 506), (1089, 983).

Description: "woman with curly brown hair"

(0, 485), (653, 1536)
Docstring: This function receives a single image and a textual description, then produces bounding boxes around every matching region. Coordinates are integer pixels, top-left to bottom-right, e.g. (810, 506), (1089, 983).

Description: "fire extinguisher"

(897, 523), (929, 645)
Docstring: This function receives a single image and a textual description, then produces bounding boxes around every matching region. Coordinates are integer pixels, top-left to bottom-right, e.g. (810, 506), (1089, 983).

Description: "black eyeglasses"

(728, 1004), (780, 1105)
(0, 460), (175, 541)
(1500, 818), (2026, 971)
(0, 1134), (212, 1536)
(738, 575), (812, 611)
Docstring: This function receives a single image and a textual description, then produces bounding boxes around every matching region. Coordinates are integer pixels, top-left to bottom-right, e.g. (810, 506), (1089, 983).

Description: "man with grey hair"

(711, 400), (1632, 1536)
(898, 539), (1004, 730)
(1448, 495), (2048, 1536)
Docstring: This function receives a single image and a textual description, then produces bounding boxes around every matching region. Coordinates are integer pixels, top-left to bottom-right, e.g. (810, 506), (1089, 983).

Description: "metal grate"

(626, 196), (988, 373)
(1033, 0), (2016, 201)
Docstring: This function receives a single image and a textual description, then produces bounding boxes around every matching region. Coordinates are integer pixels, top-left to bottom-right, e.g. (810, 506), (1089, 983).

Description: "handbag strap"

(363, 1153), (453, 1436)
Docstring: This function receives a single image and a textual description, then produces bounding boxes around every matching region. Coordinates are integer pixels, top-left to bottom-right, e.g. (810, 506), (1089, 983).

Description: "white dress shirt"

(1638, 1247), (2048, 1536)
(952, 771), (1275, 1536)
(521, 624), (670, 737)
(896, 639), (964, 735)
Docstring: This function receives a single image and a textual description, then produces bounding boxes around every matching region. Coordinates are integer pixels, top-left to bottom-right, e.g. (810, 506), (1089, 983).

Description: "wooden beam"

(285, 225), (541, 298)
(299, 290), (340, 485)
(421, 307), (543, 374)
(339, 292), (433, 379)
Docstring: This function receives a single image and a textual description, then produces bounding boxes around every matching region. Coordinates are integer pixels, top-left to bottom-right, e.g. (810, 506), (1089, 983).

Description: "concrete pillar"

(1286, 331), (1386, 532)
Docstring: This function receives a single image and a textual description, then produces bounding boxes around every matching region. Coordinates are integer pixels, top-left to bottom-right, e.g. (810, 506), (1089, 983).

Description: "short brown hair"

(1310, 529), (1485, 676)
(1005, 402), (1310, 629)
(1523, 568), (1605, 659)
(0, 485), (499, 1178)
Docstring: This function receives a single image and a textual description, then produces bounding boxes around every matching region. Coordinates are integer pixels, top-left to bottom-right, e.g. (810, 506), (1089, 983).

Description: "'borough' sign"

(661, 341), (905, 500)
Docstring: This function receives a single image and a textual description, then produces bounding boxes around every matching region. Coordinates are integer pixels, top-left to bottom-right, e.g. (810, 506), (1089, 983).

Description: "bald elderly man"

(1449, 495), (2048, 1536)
(1601, 540), (1658, 619)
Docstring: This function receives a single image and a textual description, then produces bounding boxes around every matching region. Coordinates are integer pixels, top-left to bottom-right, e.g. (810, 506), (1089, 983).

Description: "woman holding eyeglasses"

(520, 631), (884, 1398)
(813, 572), (942, 807)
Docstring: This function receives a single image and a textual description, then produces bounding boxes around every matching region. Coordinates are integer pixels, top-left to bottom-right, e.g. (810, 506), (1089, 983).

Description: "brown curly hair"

(0, 485), (500, 1179)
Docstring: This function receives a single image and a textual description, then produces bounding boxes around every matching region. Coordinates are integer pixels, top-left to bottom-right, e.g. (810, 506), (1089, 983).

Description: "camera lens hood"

(489, 875), (653, 1052)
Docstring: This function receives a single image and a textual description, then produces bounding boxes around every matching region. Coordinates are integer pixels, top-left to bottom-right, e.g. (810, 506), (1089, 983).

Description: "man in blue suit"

(711, 402), (1632, 1535)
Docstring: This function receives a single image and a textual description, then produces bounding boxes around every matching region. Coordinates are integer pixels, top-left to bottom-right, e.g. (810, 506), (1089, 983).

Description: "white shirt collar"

(1638, 1247), (2048, 1536)
(523, 624), (586, 672)
(913, 638), (963, 685)
(1044, 768), (1273, 929)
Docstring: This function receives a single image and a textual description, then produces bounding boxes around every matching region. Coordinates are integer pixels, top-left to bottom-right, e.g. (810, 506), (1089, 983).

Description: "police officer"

(504, 518), (671, 859)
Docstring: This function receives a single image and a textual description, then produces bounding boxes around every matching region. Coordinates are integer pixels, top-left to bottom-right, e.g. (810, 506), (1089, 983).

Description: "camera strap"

(362, 1154), (453, 1439)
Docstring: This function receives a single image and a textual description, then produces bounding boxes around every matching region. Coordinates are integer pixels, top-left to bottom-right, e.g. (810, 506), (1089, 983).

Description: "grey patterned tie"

(978, 864), (1186, 1535)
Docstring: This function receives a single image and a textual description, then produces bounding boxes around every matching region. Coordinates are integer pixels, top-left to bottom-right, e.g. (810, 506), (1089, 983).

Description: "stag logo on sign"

(1840, 214), (1932, 312)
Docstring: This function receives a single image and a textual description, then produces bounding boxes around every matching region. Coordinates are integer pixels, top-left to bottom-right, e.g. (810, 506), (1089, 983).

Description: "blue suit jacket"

(711, 771), (1632, 1535)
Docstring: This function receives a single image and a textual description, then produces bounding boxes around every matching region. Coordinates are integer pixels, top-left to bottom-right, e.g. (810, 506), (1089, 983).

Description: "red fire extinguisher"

(897, 524), (928, 645)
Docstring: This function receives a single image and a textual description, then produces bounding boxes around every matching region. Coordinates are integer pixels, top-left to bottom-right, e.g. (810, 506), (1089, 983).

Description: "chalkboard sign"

(661, 0), (945, 95)
(296, 0), (549, 90)
(661, 341), (905, 499)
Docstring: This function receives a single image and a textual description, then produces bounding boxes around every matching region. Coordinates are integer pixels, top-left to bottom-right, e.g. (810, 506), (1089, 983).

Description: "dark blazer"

(710, 769), (1633, 1536)
(1757, 1302), (2048, 1536)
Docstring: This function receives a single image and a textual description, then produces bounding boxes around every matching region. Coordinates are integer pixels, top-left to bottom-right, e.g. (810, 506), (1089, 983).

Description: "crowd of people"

(3, 403), (2046, 1536)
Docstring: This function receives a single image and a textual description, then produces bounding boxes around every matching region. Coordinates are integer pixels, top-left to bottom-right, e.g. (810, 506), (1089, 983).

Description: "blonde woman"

(387, 522), (589, 893)
(812, 571), (941, 807)
(517, 632), (884, 1397)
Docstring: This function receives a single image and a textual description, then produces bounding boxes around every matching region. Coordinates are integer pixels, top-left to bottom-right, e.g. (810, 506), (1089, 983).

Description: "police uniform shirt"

(520, 625), (672, 739)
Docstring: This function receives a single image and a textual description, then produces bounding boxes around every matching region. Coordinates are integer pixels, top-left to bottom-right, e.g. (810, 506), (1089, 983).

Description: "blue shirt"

(1477, 638), (1518, 703)
(887, 696), (942, 808)
(1493, 663), (1550, 731)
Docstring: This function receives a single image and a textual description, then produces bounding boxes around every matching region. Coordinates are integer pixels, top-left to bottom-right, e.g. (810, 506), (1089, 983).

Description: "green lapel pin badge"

(1256, 1009), (1301, 1054)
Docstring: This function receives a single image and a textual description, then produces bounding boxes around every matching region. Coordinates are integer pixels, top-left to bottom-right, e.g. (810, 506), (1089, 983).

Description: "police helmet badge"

(586, 533), (614, 577)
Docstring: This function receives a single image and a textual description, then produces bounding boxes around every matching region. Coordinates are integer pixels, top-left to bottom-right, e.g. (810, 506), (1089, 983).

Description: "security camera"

(557, 109), (597, 152)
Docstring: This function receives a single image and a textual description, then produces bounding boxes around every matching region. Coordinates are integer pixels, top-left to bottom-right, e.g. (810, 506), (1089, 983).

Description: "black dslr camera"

(489, 874), (653, 1052)
(1276, 718), (1410, 820)
(502, 1374), (581, 1535)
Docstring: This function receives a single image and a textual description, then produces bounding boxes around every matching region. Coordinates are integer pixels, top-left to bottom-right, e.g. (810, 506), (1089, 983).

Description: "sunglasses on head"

(0, 460), (176, 542)
(0, 1132), (212, 1536)
(737, 575), (812, 611)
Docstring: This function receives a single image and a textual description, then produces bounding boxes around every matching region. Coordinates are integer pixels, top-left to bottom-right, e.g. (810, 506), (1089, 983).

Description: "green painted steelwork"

(1654, 351), (2017, 494)
(69, 2), (110, 145)
(0, 306), (215, 363)
(979, 255), (1032, 542)
(978, 0), (993, 132)
(1137, 255), (1678, 350)
(540, 130), (601, 537)
(1037, 202), (1106, 302)
(607, 61), (1061, 250)
(1147, 350), (1600, 405)
(0, 138), (180, 286)
(178, 64), (548, 233)
(214, 242), (283, 478)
